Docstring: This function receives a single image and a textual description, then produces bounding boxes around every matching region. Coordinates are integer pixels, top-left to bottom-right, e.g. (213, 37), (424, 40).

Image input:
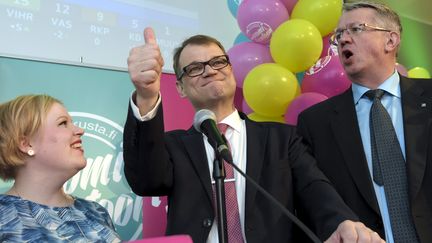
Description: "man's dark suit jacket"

(123, 104), (357, 243)
(297, 75), (432, 242)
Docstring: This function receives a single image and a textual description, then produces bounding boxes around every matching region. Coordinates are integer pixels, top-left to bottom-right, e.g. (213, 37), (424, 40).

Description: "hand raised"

(325, 220), (385, 243)
(127, 27), (164, 113)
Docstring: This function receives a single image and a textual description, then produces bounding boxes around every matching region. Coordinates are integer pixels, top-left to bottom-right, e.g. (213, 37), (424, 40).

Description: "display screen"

(0, 0), (239, 72)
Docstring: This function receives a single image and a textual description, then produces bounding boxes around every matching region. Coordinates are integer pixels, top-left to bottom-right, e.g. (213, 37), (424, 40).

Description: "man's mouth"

(201, 80), (222, 87)
(342, 49), (353, 60)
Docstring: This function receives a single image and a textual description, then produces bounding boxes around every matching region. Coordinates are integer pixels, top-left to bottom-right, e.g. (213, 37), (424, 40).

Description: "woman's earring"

(27, 149), (35, 156)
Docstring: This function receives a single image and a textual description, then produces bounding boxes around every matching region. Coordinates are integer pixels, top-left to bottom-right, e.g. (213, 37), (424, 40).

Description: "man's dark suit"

(123, 104), (357, 243)
(297, 75), (432, 243)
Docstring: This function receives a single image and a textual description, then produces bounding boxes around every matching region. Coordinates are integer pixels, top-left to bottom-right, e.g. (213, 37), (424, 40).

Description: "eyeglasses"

(178, 55), (231, 80)
(329, 23), (392, 46)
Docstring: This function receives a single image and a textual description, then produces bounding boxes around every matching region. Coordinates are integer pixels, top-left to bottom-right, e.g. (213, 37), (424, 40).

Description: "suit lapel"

(182, 127), (214, 205)
(400, 77), (431, 201)
(330, 89), (381, 214)
(242, 115), (268, 216)
(181, 113), (271, 212)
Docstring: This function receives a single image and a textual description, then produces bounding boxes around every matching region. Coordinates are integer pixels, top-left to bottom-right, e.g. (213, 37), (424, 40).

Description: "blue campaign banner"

(0, 56), (142, 241)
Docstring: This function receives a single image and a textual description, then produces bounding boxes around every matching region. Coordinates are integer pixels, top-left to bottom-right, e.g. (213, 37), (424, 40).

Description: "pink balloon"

(227, 42), (274, 88)
(320, 34), (338, 58)
(237, 0), (289, 44)
(301, 55), (351, 97)
(280, 0), (298, 13)
(285, 92), (328, 125)
(396, 63), (408, 77)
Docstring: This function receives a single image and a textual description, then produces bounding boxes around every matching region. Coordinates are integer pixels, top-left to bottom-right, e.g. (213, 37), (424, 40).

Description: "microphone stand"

(197, 115), (321, 243)
(212, 144), (228, 243)
(225, 157), (321, 243)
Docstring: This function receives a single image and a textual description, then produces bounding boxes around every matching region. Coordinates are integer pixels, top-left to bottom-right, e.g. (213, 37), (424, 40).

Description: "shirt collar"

(352, 70), (401, 104)
(219, 109), (242, 134)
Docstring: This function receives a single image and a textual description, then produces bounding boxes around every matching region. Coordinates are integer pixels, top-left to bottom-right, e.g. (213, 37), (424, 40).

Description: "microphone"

(193, 109), (233, 163)
(193, 109), (321, 243)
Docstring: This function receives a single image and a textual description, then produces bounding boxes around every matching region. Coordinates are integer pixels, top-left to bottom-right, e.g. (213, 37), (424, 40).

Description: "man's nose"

(202, 64), (217, 76)
(338, 29), (352, 44)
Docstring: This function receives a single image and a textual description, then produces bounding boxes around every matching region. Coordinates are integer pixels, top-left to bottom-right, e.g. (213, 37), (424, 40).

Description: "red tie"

(214, 123), (245, 243)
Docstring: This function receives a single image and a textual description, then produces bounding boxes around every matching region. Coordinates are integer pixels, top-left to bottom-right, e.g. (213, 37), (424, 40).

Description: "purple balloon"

(227, 42), (274, 87)
(237, 0), (289, 44)
(280, 0), (298, 13)
(301, 55), (351, 98)
(285, 92), (328, 125)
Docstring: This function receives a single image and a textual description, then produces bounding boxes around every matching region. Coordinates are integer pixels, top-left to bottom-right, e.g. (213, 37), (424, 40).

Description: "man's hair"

(0, 94), (62, 180)
(173, 35), (227, 81)
(343, 1), (402, 35)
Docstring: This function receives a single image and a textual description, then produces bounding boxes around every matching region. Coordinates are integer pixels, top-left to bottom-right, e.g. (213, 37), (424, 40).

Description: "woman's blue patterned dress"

(0, 195), (121, 242)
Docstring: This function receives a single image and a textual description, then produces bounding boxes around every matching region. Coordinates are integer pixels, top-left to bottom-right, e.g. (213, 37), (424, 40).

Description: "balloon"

(243, 63), (299, 117)
(407, 67), (430, 79)
(320, 34), (338, 58)
(395, 63), (408, 77)
(301, 55), (351, 97)
(233, 32), (251, 45)
(285, 92), (328, 125)
(270, 19), (323, 73)
(248, 112), (285, 123)
(280, 0), (299, 13)
(291, 0), (343, 37)
(227, 42), (273, 88)
(227, 0), (243, 17)
(237, 0), (289, 44)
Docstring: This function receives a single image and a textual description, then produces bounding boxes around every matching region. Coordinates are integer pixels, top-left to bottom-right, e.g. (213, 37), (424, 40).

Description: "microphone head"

(193, 109), (216, 132)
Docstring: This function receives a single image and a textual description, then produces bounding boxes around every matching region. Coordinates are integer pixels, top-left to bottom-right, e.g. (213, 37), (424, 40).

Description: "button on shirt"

(352, 70), (405, 243)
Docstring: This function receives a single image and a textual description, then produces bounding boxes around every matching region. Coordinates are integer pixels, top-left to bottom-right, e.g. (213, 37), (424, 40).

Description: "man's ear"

(385, 31), (400, 53)
(176, 81), (187, 98)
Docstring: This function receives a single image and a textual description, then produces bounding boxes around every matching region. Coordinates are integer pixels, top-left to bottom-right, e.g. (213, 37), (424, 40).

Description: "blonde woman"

(0, 94), (120, 242)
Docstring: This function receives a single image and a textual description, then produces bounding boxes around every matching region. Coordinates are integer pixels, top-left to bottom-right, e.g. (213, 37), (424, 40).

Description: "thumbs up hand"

(127, 27), (164, 114)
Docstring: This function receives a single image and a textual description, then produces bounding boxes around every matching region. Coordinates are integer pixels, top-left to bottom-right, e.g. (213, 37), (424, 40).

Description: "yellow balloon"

(291, 0), (343, 37)
(407, 67), (431, 79)
(295, 81), (301, 96)
(248, 112), (285, 123)
(270, 19), (323, 73)
(243, 63), (299, 117)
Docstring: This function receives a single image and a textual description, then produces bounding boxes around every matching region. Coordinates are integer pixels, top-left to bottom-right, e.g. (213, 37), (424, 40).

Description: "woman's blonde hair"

(0, 94), (62, 180)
